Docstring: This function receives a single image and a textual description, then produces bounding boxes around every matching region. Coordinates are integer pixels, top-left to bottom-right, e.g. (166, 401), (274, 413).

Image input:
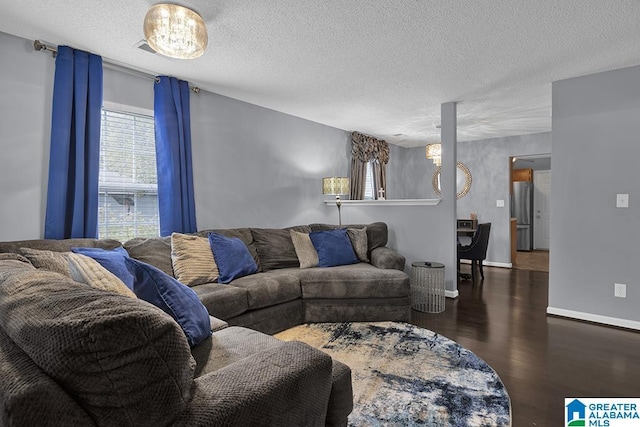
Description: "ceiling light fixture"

(143, 4), (207, 59)
(425, 143), (442, 166)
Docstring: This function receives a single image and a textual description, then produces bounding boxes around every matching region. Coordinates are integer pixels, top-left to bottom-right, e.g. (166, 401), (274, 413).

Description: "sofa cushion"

(191, 326), (286, 377)
(297, 263), (410, 299)
(71, 246), (135, 289)
(309, 229), (359, 268)
(190, 282), (249, 319)
(208, 233), (258, 283)
(171, 232), (219, 286)
(124, 236), (174, 276)
(0, 238), (121, 255)
(290, 230), (319, 268)
(251, 226), (311, 271)
(230, 270), (302, 310)
(0, 265), (195, 425)
(20, 248), (136, 298)
(347, 227), (369, 263)
(126, 258), (212, 347)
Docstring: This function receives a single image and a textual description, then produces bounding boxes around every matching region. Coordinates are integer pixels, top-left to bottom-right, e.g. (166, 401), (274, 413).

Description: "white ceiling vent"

(134, 40), (156, 54)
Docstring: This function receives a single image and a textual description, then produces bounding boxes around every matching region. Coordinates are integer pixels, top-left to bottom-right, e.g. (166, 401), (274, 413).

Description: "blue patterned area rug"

(276, 321), (511, 426)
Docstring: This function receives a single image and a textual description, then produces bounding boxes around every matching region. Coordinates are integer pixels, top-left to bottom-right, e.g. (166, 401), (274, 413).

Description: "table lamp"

(322, 177), (350, 226)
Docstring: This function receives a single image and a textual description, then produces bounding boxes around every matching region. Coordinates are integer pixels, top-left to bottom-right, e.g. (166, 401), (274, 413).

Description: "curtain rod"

(33, 40), (201, 94)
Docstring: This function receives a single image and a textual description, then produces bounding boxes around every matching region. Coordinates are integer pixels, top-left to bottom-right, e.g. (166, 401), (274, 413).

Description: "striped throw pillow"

(170, 233), (219, 286)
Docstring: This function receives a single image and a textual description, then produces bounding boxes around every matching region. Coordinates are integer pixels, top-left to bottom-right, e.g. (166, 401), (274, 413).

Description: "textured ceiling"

(2, 0), (640, 147)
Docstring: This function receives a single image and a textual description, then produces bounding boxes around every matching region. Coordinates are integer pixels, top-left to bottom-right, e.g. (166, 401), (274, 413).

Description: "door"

(533, 170), (551, 249)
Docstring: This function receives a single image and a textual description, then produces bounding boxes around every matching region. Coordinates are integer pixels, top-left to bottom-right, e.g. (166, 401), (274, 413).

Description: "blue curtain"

(44, 46), (103, 239)
(154, 76), (197, 236)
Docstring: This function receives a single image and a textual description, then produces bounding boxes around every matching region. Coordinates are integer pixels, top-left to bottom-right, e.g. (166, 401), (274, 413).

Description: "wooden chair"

(457, 223), (491, 283)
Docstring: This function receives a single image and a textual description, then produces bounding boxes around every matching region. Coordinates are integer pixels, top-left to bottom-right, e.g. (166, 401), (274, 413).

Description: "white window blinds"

(364, 161), (374, 200)
(98, 109), (159, 241)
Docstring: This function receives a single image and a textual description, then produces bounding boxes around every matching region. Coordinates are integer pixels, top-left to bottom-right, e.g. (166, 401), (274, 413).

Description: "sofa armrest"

(174, 341), (333, 426)
(370, 246), (406, 271)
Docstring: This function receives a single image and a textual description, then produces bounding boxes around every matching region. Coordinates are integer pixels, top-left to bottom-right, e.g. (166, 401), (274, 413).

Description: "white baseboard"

(445, 290), (459, 299)
(547, 306), (640, 331)
(459, 260), (512, 268)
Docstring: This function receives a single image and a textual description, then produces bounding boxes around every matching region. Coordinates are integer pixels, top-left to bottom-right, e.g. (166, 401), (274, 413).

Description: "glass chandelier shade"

(144, 4), (208, 59)
(425, 143), (442, 166)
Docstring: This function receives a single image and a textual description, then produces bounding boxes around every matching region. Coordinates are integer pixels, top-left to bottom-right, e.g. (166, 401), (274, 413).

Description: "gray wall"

(0, 32), (54, 240)
(190, 91), (347, 229)
(550, 64), (640, 325)
(457, 133), (551, 265)
(386, 145), (433, 199)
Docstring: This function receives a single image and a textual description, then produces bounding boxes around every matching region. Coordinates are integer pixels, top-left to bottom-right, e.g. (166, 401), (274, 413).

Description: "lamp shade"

(144, 4), (208, 59)
(426, 143), (442, 166)
(322, 177), (350, 195)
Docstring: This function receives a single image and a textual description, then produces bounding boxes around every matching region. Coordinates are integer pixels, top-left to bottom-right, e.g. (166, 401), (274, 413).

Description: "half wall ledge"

(323, 199), (442, 206)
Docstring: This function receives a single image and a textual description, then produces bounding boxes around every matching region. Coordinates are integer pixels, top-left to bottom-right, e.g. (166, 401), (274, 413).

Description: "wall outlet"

(614, 283), (627, 298)
(496, 199), (505, 207)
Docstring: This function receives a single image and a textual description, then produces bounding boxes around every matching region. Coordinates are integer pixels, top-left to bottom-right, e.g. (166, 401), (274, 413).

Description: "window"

(364, 162), (375, 200)
(98, 106), (159, 241)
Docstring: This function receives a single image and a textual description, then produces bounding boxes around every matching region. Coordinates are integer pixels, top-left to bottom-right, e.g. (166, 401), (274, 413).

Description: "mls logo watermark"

(566, 398), (640, 426)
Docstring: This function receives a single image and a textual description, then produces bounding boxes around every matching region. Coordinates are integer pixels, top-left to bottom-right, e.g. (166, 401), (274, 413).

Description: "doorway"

(511, 155), (551, 271)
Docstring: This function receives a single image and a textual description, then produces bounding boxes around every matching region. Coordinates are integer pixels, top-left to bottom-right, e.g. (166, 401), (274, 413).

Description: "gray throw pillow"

(347, 227), (369, 263)
(251, 227), (310, 271)
(290, 230), (319, 268)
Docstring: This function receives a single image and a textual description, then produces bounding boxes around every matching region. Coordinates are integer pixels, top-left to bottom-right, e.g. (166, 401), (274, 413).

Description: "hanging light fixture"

(144, 4), (208, 59)
(425, 143), (442, 166)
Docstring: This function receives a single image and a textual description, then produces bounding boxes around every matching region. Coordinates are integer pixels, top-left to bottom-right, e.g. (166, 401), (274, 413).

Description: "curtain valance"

(350, 131), (389, 165)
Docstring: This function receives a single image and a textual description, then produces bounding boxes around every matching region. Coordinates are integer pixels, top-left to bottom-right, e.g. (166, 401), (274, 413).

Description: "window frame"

(98, 101), (159, 241)
(364, 161), (375, 200)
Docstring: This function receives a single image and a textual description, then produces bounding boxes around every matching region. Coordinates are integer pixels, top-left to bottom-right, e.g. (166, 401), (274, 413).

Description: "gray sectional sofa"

(0, 221), (409, 426)
(0, 254), (350, 426)
(122, 222), (410, 334)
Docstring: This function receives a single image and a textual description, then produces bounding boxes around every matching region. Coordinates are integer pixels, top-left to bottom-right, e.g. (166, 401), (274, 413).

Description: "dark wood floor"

(411, 267), (640, 426)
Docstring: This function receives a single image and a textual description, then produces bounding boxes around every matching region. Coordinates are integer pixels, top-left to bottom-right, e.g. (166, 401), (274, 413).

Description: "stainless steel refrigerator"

(512, 181), (533, 251)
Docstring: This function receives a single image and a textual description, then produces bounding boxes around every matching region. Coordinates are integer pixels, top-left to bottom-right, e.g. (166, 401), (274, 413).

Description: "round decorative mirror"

(432, 162), (472, 199)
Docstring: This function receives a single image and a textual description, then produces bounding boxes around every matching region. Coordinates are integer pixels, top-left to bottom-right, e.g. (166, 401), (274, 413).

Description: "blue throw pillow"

(72, 246), (134, 290)
(208, 232), (258, 284)
(309, 228), (359, 267)
(124, 257), (211, 347)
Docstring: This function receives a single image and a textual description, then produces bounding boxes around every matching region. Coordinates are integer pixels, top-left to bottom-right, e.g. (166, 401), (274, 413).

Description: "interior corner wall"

(550, 64), (640, 326)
